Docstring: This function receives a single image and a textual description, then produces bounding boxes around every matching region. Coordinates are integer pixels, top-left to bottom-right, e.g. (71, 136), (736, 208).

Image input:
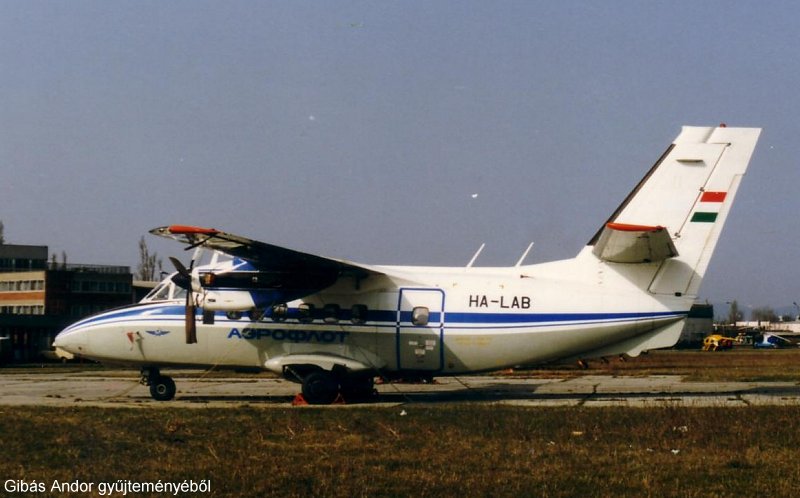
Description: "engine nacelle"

(201, 290), (256, 311)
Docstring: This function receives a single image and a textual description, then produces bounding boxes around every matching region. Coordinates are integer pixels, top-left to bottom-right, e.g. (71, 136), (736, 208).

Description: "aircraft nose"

(52, 332), (66, 349)
(53, 326), (89, 356)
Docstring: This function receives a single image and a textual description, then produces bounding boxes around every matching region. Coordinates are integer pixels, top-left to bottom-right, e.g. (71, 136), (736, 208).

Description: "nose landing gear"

(140, 367), (177, 401)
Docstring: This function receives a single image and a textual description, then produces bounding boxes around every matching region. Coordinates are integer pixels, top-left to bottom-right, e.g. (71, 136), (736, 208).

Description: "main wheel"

(301, 371), (339, 405)
(149, 375), (176, 401)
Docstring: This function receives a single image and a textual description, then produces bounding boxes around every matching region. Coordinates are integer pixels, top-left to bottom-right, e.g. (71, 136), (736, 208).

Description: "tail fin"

(589, 125), (761, 297)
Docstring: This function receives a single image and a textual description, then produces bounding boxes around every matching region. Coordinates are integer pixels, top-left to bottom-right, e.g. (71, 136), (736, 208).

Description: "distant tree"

(751, 306), (778, 324)
(60, 251), (68, 270)
(136, 236), (162, 281)
(727, 300), (743, 324)
(50, 254), (57, 269)
(0, 220), (4, 244)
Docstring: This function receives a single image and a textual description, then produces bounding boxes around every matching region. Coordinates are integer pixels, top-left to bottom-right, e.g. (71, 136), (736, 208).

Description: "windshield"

(143, 282), (170, 301)
(141, 278), (186, 303)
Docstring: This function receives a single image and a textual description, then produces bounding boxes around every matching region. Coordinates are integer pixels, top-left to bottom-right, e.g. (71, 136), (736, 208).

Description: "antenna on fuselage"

(466, 243), (485, 268)
(515, 242), (534, 267)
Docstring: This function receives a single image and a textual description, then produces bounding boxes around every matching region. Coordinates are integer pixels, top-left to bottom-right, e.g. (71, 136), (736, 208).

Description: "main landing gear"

(140, 367), (177, 401)
(298, 368), (376, 405)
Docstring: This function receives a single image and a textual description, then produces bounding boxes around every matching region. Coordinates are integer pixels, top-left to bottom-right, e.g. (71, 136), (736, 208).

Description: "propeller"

(169, 255), (198, 344)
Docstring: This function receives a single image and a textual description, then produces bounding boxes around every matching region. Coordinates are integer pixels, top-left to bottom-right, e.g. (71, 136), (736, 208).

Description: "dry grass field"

(514, 348), (800, 382)
(2, 405), (800, 497)
(2, 348), (800, 497)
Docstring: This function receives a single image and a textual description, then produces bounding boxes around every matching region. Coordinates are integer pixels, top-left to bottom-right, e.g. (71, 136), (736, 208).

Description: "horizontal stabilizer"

(592, 223), (678, 263)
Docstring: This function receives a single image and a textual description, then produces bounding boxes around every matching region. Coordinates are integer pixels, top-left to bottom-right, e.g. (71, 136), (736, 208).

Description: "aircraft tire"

(301, 371), (339, 405)
(149, 375), (177, 401)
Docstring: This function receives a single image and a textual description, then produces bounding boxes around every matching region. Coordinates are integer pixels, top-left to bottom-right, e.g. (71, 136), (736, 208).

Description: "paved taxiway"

(2, 370), (800, 407)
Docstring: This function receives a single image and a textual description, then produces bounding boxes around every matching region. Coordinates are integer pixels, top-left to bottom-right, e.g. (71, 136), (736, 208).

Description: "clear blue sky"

(1, 1), (798, 317)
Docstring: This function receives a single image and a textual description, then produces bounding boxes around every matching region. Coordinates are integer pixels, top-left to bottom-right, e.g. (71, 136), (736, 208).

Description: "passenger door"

(396, 288), (445, 371)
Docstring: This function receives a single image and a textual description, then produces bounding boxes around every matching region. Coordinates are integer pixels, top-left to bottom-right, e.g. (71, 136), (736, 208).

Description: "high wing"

(150, 225), (383, 291)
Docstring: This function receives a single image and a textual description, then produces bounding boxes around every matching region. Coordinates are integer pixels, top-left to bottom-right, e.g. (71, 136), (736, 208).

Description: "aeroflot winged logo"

(145, 329), (171, 337)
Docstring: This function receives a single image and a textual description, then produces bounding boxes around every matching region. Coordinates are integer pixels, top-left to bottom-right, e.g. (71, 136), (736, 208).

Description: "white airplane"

(54, 125), (761, 404)
(754, 332), (790, 349)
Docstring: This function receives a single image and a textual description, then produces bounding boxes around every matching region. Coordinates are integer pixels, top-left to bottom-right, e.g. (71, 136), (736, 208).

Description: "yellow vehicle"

(702, 334), (735, 351)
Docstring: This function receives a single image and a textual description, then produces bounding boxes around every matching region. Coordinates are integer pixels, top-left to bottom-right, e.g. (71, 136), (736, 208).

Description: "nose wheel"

(140, 368), (177, 401)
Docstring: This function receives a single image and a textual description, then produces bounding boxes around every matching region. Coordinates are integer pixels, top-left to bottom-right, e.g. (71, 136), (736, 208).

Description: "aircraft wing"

(150, 225), (383, 282)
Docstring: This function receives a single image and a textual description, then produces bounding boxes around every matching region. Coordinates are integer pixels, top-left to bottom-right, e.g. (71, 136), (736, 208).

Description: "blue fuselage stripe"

(444, 310), (684, 324)
(63, 305), (686, 334)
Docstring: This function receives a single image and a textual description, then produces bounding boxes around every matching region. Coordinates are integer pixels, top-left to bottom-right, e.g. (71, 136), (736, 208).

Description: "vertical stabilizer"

(589, 125), (761, 297)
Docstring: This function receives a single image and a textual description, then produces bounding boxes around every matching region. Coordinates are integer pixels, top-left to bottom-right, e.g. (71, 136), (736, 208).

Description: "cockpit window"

(143, 282), (171, 302)
(141, 279), (185, 303)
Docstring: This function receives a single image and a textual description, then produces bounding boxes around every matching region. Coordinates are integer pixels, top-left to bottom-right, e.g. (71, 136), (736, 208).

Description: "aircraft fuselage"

(56, 251), (688, 377)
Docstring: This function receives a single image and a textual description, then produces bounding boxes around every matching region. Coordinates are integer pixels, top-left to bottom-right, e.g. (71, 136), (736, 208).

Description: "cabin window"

(298, 303), (315, 323)
(412, 307), (429, 326)
(323, 304), (340, 324)
(351, 304), (368, 324)
(271, 303), (288, 322)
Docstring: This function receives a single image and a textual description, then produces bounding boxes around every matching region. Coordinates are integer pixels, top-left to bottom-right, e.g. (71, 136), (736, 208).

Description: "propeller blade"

(171, 273), (191, 291)
(169, 254), (200, 344)
(169, 256), (191, 278)
(168, 256), (194, 290)
(185, 291), (197, 344)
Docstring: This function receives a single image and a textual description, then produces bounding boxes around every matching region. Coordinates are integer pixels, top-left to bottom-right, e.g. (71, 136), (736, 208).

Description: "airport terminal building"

(0, 243), (134, 363)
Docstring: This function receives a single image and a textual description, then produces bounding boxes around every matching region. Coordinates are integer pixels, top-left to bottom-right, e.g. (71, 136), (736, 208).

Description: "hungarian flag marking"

(691, 191), (727, 222)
